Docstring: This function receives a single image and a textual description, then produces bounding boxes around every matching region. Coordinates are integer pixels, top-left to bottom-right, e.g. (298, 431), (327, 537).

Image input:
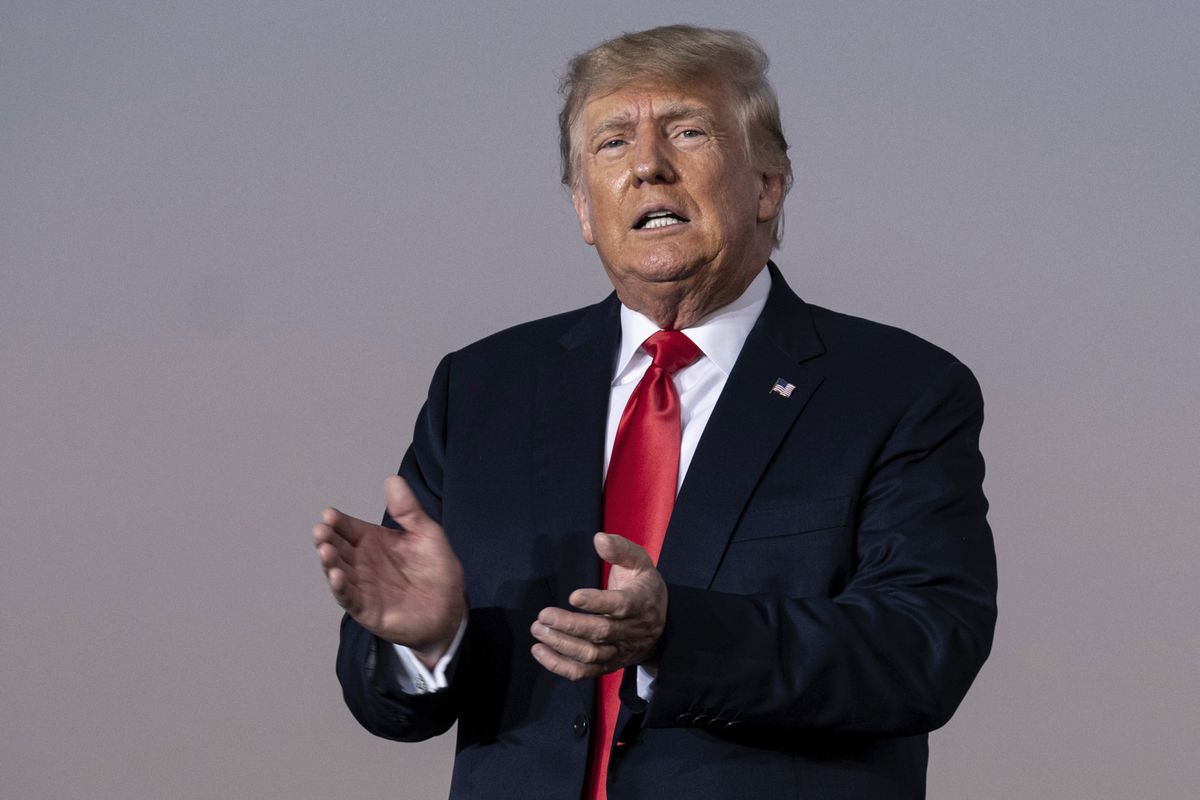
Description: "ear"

(571, 187), (596, 246)
(756, 172), (786, 223)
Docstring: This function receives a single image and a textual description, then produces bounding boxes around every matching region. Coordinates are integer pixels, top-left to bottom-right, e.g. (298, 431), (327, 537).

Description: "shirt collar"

(612, 266), (772, 385)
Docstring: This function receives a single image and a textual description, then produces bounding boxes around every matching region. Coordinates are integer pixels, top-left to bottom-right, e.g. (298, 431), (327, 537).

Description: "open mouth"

(634, 209), (690, 230)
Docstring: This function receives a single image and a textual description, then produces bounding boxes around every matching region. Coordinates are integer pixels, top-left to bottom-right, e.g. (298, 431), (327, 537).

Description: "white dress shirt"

(391, 266), (772, 695)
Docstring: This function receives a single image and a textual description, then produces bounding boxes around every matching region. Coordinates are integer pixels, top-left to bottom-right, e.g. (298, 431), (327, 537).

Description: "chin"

(625, 248), (707, 285)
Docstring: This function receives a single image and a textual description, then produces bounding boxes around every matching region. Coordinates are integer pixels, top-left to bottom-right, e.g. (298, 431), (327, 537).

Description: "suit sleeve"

(335, 354), (466, 742)
(645, 360), (997, 737)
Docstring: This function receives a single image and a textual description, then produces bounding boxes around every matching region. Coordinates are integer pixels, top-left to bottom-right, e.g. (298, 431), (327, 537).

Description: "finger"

(322, 507), (372, 546)
(568, 587), (633, 617)
(313, 523), (357, 565)
(385, 476), (438, 535)
(531, 620), (617, 664)
(530, 643), (603, 681)
(326, 567), (361, 613)
(594, 532), (653, 572)
(316, 541), (354, 580)
(536, 606), (617, 641)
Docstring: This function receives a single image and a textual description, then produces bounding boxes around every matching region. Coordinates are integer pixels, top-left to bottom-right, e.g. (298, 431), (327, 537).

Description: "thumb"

(385, 475), (437, 535)
(594, 532), (653, 572)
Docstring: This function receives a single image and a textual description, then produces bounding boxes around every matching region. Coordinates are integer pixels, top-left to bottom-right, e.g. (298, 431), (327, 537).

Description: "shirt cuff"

(636, 664), (657, 701)
(389, 617), (467, 695)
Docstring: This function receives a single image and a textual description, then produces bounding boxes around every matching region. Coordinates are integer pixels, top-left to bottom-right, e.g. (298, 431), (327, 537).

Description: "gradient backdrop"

(3, 2), (1198, 798)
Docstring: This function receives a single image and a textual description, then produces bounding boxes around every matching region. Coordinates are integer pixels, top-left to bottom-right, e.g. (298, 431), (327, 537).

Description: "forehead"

(578, 79), (734, 130)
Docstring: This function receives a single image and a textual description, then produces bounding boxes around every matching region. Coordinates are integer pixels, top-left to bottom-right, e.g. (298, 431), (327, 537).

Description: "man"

(314, 25), (996, 800)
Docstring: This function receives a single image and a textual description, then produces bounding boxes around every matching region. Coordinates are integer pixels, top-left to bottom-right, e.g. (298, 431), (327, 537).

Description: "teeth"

(643, 216), (683, 229)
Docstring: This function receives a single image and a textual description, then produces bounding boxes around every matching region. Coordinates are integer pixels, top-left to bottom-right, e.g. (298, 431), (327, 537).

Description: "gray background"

(3, 1), (1197, 798)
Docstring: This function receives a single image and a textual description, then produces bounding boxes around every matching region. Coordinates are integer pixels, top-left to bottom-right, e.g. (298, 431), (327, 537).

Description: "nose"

(631, 134), (676, 184)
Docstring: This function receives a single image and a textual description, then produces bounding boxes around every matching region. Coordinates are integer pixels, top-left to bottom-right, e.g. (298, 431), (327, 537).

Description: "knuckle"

(598, 644), (617, 666)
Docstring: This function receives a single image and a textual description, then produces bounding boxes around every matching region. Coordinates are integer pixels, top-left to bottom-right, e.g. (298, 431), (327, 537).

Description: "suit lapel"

(658, 265), (826, 589)
(532, 294), (620, 599)
(531, 294), (620, 711)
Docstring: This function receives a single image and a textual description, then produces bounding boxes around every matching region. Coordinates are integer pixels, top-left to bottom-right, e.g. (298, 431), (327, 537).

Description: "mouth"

(633, 207), (690, 230)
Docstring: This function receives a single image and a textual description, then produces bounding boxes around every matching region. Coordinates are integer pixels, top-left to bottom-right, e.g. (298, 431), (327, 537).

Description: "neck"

(617, 263), (766, 330)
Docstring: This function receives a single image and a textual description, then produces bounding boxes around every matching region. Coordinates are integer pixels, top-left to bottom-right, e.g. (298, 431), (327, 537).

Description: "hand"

(530, 533), (667, 681)
(314, 475), (465, 668)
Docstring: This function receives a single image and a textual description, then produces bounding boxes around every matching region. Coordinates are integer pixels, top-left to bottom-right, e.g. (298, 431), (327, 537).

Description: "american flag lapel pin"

(770, 378), (796, 398)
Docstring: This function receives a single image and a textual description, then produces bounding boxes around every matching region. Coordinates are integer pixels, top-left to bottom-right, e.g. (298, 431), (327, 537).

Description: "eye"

(674, 127), (709, 142)
(600, 138), (627, 150)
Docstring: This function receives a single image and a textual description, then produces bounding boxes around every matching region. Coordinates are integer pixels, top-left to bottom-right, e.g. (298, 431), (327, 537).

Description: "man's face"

(571, 78), (784, 319)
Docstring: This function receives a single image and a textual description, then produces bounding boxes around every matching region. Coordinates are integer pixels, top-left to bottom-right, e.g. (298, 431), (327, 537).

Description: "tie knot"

(643, 330), (702, 375)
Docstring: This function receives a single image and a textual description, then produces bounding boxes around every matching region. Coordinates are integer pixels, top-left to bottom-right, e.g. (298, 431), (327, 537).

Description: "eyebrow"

(587, 103), (718, 140)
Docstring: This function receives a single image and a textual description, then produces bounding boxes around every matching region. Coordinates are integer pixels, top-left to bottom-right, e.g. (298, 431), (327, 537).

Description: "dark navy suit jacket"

(337, 264), (997, 799)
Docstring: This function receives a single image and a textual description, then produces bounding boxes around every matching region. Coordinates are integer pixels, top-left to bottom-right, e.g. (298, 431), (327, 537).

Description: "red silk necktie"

(585, 330), (702, 800)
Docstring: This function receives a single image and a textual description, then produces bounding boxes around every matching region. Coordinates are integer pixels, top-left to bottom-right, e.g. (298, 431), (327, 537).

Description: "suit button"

(691, 714), (710, 726)
(573, 714), (589, 738)
(723, 720), (742, 731)
(707, 717), (727, 730)
(675, 713), (694, 725)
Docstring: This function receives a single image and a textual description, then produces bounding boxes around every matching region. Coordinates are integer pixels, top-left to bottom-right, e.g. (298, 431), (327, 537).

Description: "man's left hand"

(530, 533), (667, 681)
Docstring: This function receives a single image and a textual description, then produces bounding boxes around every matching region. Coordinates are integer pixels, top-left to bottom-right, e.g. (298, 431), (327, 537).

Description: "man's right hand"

(314, 475), (465, 669)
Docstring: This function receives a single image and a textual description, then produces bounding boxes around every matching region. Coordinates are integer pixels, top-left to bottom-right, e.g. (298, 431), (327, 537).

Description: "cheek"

(593, 200), (627, 239)
(718, 179), (764, 228)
